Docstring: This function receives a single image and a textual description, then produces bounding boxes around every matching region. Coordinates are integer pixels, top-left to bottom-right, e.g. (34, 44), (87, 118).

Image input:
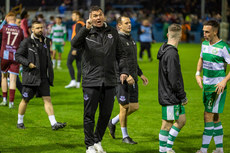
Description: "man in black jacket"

(71, 6), (128, 153)
(108, 16), (148, 144)
(65, 10), (85, 88)
(15, 21), (66, 130)
(157, 24), (188, 153)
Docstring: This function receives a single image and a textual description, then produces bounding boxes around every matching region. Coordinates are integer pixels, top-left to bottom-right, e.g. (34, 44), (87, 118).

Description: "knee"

(129, 104), (139, 113)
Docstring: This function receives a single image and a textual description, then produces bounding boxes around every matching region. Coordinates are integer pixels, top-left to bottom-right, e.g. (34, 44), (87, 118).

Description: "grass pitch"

(0, 42), (230, 153)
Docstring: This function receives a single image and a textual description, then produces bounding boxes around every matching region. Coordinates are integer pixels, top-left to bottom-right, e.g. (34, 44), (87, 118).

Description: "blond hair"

(168, 24), (182, 39)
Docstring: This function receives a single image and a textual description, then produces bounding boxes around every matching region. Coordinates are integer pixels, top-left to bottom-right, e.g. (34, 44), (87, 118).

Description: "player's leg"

(166, 105), (186, 152)
(42, 96), (66, 130)
(127, 83), (139, 116)
(160, 119), (173, 153)
(146, 43), (152, 61)
(213, 113), (224, 153)
(108, 83), (128, 139)
(83, 87), (100, 152)
(57, 45), (63, 69)
(139, 42), (145, 61)
(76, 58), (82, 88)
(17, 86), (35, 129)
(8, 73), (17, 108)
(197, 112), (214, 153)
(0, 72), (8, 106)
(66, 50), (77, 88)
(52, 43), (56, 68)
(94, 86), (115, 153)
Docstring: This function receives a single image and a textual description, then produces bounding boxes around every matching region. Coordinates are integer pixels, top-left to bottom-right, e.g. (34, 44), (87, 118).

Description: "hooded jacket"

(157, 43), (186, 106)
(71, 23), (128, 87)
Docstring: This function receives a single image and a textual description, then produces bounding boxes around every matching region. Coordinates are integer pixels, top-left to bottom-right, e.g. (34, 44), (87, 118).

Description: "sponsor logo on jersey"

(212, 48), (218, 55)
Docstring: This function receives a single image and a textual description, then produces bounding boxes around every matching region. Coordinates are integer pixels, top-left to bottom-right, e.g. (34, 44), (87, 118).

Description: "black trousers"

(83, 86), (115, 148)
(66, 50), (81, 82)
(139, 42), (152, 59)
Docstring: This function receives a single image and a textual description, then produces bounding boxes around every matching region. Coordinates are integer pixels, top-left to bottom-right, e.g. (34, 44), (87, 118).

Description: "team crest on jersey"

(43, 44), (47, 48)
(23, 92), (29, 98)
(119, 96), (126, 102)
(84, 94), (89, 101)
(212, 48), (218, 55)
(176, 110), (179, 116)
(108, 34), (113, 39)
(133, 41), (136, 45)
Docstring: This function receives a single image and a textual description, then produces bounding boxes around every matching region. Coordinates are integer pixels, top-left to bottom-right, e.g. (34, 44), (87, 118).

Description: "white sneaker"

(0, 101), (7, 106)
(212, 149), (224, 153)
(9, 103), (14, 109)
(94, 142), (106, 153)
(86, 146), (96, 153)
(196, 150), (207, 153)
(65, 80), (77, 88)
(76, 82), (80, 88)
(167, 150), (175, 153)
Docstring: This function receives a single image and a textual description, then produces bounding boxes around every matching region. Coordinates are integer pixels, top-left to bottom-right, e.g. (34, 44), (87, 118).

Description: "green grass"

(0, 42), (230, 153)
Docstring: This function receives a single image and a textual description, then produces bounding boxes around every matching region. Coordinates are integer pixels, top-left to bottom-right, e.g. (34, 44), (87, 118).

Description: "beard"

(34, 31), (43, 38)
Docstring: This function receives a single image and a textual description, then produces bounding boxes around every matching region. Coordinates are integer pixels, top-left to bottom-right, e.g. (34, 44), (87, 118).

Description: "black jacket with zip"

(15, 34), (54, 86)
(157, 43), (186, 106)
(71, 23), (128, 87)
(118, 32), (143, 82)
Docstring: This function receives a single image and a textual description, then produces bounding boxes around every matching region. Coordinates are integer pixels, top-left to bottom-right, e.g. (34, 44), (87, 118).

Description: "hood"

(157, 42), (176, 60)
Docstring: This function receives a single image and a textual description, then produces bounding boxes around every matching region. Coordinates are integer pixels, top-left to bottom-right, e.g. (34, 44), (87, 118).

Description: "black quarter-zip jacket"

(71, 23), (128, 87)
(157, 42), (186, 106)
(118, 32), (143, 82)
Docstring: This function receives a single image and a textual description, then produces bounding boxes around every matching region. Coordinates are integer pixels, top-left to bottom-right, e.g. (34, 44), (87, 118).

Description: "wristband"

(195, 71), (200, 76)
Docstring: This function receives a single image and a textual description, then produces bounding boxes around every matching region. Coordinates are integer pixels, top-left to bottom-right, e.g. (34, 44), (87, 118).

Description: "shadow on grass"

(109, 149), (158, 153)
(69, 124), (83, 130)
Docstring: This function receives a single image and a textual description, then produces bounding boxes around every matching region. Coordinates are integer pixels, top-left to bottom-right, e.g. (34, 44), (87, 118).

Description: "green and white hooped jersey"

(50, 24), (66, 44)
(201, 40), (230, 91)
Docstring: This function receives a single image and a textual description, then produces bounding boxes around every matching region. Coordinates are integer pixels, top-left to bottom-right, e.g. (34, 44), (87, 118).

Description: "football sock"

(213, 122), (223, 151)
(57, 60), (61, 67)
(167, 125), (180, 151)
(9, 89), (15, 102)
(3, 92), (7, 102)
(112, 114), (119, 125)
(18, 114), (24, 124)
(159, 130), (169, 153)
(48, 115), (57, 126)
(121, 127), (128, 138)
(200, 122), (214, 152)
(52, 59), (56, 66)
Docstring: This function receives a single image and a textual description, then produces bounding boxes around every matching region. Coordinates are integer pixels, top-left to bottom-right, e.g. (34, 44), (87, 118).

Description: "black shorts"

(22, 79), (50, 102)
(116, 82), (138, 105)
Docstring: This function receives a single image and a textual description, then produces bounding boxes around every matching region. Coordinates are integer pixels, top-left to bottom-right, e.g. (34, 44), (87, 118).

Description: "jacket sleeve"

(166, 50), (186, 100)
(116, 34), (129, 75)
(15, 39), (30, 66)
(137, 64), (143, 76)
(71, 26), (90, 51)
(71, 23), (84, 51)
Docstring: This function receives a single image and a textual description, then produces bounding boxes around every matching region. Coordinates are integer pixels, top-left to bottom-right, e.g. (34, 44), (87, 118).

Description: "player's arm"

(195, 57), (203, 89)
(137, 64), (148, 85)
(167, 51), (186, 101)
(15, 39), (31, 67)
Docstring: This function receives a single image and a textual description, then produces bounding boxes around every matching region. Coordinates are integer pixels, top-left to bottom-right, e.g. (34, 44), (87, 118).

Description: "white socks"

(121, 127), (128, 138)
(112, 114), (119, 125)
(48, 115), (57, 126)
(17, 114), (24, 124)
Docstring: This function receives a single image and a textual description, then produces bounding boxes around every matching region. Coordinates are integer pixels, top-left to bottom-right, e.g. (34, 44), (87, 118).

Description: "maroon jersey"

(0, 24), (24, 61)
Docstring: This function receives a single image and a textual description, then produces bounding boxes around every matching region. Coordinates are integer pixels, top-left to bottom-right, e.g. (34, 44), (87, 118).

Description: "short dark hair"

(21, 10), (28, 19)
(56, 16), (62, 20)
(37, 13), (44, 19)
(117, 15), (129, 25)
(203, 20), (220, 30)
(32, 20), (42, 27)
(72, 10), (81, 17)
(89, 6), (103, 14)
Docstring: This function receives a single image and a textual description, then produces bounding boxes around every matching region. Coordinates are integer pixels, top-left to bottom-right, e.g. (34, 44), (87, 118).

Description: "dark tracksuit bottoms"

(83, 86), (115, 148)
